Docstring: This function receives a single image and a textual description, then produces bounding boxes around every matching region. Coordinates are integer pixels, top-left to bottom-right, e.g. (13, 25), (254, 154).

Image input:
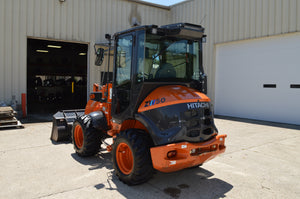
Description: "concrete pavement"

(0, 118), (299, 199)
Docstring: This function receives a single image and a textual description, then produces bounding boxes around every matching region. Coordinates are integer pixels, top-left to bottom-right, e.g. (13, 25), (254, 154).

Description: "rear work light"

(167, 150), (177, 159)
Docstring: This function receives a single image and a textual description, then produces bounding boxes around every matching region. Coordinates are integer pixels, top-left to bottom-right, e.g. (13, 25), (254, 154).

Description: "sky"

(140, 0), (187, 6)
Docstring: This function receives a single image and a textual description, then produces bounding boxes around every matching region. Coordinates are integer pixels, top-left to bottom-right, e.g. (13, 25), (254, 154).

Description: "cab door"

(112, 34), (134, 122)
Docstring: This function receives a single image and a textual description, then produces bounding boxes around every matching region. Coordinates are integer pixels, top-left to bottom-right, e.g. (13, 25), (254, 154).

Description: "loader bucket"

(50, 109), (85, 142)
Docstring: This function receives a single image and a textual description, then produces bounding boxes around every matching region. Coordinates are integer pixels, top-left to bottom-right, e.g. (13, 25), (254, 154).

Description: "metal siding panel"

(275, 0), (282, 34)
(12, 0), (20, 98)
(113, 0), (117, 31)
(268, 0), (275, 36)
(174, 4), (179, 22)
(27, 0), (34, 36)
(40, 0), (48, 37)
(289, 0), (297, 31)
(238, 0), (245, 39)
(191, 0), (196, 24)
(34, 0), (40, 37)
(4, 0), (12, 102)
(95, 0), (101, 41)
(54, 1), (61, 39)
(100, 0), (107, 40)
(255, 0), (263, 37)
(90, 0), (96, 43)
(0, 0), (5, 101)
(89, 0), (96, 86)
(106, 0), (112, 34)
(233, 0), (239, 40)
(214, 0), (220, 43)
(223, 0), (229, 42)
(208, 0), (216, 100)
(84, 0), (90, 41)
(200, 0), (205, 26)
(227, 0), (234, 41)
(60, 1), (67, 40)
(66, 0), (73, 40)
(73, 0), (79, 40)
(117, 1), (123, 31)
(244, 0), (250, 39)
(126, 2), (131, 29)
(281, 0), (289, 33)
(79, 0), (85, 41)
(298, 0), (300, 31)
(249, 0), (256, 38)
(199, 0), (203, 25)
(185, 2), (190, 22)
(262, 0), (269, 36)
(20, 0), (27, 96)
(47, 0), (54, 38)
(117, 0), (123, 31)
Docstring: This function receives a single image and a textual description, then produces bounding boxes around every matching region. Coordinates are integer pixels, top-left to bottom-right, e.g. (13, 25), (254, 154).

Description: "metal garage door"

(215, 33), (300, 125)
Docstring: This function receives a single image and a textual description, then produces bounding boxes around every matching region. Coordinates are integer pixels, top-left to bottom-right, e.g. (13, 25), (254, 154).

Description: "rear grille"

(187, 130), (200, 137)
(182, 107), (213, 140)
(204, 108), (210, 116)
(141, 102), (216, 145)
(203, 128), (213, 135)
(204, 118), (211, 125)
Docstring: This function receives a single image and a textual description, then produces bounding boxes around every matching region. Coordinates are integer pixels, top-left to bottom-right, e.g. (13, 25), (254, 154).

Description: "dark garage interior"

(27, 38), (88, 114)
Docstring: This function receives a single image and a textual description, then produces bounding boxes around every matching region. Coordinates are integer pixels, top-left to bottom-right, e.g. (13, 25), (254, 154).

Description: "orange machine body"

(150, 134), (226, 173)
(85, 83), (113, 129)
(138, 85), (210, 113)
(84, 83), (226, 171)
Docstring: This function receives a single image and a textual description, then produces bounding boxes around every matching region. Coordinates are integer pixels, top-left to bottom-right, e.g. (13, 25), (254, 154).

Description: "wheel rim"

(74, 125), (83, 149)
(116, 143), (133, 175)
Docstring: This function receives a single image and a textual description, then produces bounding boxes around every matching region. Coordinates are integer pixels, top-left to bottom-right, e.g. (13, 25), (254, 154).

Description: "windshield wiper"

(152, 40), (180, 61)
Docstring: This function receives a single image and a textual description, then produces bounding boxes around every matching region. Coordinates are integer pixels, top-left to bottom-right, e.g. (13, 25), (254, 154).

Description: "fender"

(88, 111), (108, 131)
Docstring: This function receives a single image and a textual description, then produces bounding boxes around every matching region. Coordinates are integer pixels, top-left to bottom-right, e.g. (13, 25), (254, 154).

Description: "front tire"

(112, 129), (153, 185)
(72, 114), (102, 157)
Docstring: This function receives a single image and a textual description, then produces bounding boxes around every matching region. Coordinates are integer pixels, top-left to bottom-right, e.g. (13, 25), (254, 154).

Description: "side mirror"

(95, 48), (104, 66)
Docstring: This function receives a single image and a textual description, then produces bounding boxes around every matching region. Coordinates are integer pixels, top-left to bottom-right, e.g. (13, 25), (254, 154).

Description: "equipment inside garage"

(27, 39), (88, 114)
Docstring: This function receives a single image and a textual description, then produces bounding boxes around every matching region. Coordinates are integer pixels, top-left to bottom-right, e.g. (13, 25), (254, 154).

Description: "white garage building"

(215, 33), (300, 125)
(0, 0), (299, 124)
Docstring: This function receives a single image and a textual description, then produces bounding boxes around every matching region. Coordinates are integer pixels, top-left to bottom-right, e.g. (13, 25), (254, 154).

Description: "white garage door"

(215, 33), (300, 125)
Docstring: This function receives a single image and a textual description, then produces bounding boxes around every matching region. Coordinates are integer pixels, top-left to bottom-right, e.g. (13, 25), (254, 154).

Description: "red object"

(21, 93), (26, 118)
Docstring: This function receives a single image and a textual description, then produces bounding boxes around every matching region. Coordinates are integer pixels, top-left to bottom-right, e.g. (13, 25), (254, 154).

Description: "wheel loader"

(51, 23), (227, 185)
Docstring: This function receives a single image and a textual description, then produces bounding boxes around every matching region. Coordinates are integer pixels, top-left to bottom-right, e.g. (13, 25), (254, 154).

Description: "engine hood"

(138, 85), (210, 113)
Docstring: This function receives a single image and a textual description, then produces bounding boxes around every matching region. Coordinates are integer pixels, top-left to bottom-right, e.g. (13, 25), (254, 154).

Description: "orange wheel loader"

(51, 23), (227, 185)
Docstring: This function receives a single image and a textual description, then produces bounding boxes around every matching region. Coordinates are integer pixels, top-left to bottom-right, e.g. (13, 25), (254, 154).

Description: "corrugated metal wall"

(0, 0), (171, 105)
(1, 0), (299, 106)
(172, 0), (300, 101)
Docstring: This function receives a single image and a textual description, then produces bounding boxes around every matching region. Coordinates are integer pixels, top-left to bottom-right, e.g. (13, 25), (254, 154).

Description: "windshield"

(137, 31), (203, 83)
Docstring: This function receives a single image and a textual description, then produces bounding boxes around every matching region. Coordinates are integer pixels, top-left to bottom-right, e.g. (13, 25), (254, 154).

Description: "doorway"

(27, 38), (88, 114)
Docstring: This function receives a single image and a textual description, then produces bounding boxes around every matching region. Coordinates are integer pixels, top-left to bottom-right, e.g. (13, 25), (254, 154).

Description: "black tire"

(71, 114), (102, 157)
(112, 129), (154, 185)
(188, 164), (203, 169)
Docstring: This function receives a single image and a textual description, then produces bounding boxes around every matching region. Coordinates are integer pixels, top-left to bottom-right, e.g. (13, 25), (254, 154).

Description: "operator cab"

(112, 23), (207, 123)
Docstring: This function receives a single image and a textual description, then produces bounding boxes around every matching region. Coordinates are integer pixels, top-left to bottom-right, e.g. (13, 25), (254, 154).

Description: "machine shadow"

(95, 166), (233, 199)
(71, 148), (113, 171)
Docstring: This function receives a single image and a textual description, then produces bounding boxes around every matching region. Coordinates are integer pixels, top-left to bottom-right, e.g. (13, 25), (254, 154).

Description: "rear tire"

(112, 129), (153, 185)
(188, 164), (203, 169)
(72, 114), (102, 157)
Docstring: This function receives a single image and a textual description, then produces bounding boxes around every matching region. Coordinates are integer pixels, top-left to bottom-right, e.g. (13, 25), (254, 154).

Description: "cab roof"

(113, 23), (205, 40)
